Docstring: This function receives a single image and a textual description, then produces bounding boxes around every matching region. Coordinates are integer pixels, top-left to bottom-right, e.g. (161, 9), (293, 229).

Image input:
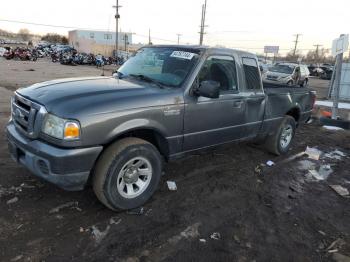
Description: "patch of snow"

(323, 125), (344, 131)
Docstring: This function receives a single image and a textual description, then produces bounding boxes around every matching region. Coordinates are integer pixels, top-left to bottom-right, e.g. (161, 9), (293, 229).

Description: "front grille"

(12, 93), (46, 138)
(267, 75), (278, 80)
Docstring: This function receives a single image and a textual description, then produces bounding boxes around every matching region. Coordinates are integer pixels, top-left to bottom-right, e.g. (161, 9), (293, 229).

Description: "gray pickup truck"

(6, 45), (316, 210)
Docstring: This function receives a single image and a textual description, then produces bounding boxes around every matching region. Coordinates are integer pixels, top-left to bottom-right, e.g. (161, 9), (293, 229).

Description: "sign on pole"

(331, 34), (347, 119)
(331, 34), (349, 57)
(264, 46), (279, 54)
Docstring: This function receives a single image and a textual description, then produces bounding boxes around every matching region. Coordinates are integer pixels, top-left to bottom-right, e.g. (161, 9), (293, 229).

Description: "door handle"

(233, 100), (243, 108)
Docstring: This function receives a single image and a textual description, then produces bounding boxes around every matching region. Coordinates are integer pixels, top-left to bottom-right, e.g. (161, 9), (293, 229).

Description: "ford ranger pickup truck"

(6, 45), (316, 210)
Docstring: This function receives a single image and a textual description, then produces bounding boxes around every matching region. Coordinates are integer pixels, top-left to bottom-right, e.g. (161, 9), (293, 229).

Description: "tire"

(93, 137), (162, 210)
(300, 79), (308, 87)
(287, 80), (293, 86)
(264, 116), (296, 155)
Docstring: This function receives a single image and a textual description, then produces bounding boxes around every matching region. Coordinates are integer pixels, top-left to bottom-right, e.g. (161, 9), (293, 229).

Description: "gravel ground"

(0, 58), (349, 262)
(0, 58), (116, 91)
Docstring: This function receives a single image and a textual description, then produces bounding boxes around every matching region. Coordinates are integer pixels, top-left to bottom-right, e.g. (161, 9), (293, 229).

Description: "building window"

(90, 33), (94, 39)
(104, 34), (112, 40)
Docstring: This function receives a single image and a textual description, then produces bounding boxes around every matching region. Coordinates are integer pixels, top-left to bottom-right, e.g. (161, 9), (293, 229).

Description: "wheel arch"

(102, 119), (170, 158)
(105, 127), (170, 160)
(285, 106), (301, 123)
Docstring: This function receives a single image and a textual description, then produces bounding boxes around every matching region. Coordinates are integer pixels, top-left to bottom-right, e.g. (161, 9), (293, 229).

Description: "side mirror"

(196, 80), (220, 99)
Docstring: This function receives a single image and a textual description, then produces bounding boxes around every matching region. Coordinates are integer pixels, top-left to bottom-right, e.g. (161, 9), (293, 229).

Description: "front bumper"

(263, 78), (289, 85)
(6, 122), (103, 191)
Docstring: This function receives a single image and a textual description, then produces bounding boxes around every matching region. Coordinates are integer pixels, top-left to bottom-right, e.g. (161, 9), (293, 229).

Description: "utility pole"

(313, 44), (322, 64)
(112, 0), (121, 58)
(293, 34), (301, 57)
(148, 28), (152, 45)
(331, 34), (345, 120)
(124, 33), (128, 51)
(199, 0), (207, 45)
(176, 34), (182, 45)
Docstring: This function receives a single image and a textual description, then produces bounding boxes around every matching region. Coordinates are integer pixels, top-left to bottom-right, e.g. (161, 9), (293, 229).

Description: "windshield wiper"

(129, 74), (165, 88)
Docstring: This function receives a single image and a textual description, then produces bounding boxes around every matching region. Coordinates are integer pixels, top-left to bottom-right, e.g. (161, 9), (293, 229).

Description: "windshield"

(269, 64), (295, 74)
(118, 47), (200, 87)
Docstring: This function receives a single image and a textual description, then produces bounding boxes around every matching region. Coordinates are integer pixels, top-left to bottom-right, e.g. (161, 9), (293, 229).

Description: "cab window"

(198, 55), (238, 92)
(242, 57), (261, 90)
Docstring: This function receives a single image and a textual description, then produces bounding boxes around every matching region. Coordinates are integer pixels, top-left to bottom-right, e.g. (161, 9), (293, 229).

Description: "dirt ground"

(0, 58), (116, 91)
(0, 58), (350, 262)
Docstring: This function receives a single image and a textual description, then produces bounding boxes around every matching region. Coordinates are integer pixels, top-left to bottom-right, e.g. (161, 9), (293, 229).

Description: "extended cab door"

(299, 65), (307, 82)
(241, 57), (265, 136)
(183, 55), (247, 151)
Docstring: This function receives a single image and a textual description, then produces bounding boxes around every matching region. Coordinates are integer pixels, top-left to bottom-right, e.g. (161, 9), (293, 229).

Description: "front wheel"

(93, 138), (162, 210)
(300, 79), (308, 87)
(264, 116), (296, 155)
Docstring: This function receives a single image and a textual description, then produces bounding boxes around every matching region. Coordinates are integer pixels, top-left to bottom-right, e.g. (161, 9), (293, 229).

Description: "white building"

(68, 30), (133, 56)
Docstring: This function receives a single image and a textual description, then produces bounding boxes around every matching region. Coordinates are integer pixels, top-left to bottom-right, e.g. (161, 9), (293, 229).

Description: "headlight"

(42, 114), (80, 140)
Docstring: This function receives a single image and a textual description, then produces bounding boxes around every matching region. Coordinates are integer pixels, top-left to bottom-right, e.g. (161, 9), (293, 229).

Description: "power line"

(0, 18), (178, 43)
(207, 30), (256, 34)
(0, 18), (331, 51)
(0, 18), (108, 31)
(134, 33), (177, 44)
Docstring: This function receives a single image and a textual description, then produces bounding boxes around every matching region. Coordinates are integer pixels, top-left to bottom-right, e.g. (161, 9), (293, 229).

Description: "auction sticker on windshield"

(170, 51), (196, 60)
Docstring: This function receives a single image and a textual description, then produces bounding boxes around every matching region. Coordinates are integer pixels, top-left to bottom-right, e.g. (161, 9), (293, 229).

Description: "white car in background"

(0, 47), (6, 56)
(262, 63), (310, 87)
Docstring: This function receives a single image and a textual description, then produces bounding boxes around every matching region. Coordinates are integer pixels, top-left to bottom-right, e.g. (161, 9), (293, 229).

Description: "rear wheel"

(265, 116), (296, 155)
(93, 137), (162, 210)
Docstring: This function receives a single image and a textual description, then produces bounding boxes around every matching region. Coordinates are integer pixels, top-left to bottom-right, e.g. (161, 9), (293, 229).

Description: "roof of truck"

(143, 45), (256, 58)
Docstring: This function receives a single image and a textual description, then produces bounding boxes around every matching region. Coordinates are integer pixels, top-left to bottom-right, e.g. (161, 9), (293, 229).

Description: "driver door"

(183, 55), (247, 151)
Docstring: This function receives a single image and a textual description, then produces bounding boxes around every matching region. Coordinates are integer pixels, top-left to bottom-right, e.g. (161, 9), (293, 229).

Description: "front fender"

(105, 118), (169, 144)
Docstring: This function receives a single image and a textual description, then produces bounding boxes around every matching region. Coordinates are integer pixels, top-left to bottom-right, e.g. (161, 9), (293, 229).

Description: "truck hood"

(17, 76), (171, 117)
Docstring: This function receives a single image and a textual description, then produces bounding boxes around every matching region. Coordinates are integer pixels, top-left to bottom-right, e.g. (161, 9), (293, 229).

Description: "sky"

(0, 0), (349, 55)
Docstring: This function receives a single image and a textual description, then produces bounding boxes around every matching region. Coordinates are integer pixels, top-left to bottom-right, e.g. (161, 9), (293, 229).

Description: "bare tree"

(61, 36), (69, 45)
(304, 48), (332, 64)
(41, 33), (69, 44)
(18, 28), (31, 41)
(284, 50), (302, 62)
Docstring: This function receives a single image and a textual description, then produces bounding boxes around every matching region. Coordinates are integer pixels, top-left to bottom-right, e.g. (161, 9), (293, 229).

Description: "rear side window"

(242, 57), (261, 90)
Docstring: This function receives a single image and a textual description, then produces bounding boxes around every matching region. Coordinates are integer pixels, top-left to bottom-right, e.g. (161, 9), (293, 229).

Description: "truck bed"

(263, 82), (315, 96)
